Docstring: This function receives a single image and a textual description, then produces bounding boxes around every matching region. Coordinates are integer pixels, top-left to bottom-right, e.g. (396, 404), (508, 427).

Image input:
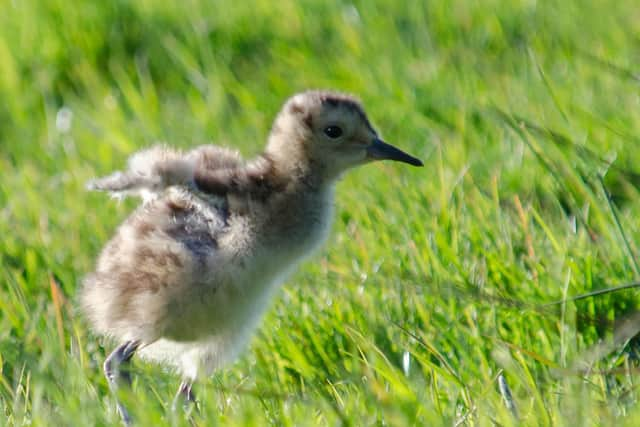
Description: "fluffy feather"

(81, 90), (421, 383)
(87, 145), (243, 201)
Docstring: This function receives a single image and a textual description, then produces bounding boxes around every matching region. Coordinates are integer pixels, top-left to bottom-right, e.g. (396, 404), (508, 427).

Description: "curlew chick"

(81, 90), (422, 423)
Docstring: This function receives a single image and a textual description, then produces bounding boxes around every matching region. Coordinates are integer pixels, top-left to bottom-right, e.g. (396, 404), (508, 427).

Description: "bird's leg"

(103, 340), (140, 425)
(172, 380), (198, 413)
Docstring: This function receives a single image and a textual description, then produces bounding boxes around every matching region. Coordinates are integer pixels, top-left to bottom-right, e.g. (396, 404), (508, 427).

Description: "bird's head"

(265, 91), (422, 182)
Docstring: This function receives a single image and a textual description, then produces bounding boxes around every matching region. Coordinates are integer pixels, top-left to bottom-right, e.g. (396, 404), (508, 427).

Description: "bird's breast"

(214, 187), (335, 304)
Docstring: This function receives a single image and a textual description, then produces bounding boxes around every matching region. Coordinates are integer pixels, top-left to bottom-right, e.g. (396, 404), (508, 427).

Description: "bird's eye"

(323, 125), (343, 139)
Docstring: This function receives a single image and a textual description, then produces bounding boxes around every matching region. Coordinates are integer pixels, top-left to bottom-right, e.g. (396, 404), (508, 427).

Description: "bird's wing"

(87, 145), (243, 202)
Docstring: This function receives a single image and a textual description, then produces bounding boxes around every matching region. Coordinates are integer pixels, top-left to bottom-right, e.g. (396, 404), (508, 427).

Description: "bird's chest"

(218, 191), (334, 314)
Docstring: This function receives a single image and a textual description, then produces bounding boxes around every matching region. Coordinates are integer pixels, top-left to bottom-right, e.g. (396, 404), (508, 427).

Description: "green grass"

(2, 0), (640, 425)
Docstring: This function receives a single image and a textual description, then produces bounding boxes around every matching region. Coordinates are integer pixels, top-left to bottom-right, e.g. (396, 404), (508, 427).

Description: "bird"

(81, 90), (423, 423)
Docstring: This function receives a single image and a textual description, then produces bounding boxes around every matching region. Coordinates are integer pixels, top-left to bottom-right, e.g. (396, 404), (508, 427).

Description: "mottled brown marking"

(165, 252), (184, 268)
(135, 246), (155, 264)
(288, 102), (304, 115)
(119, 270), (161, 293)
(303, 113), (313, 129)
(136, 221), (155, 238)
(154, 251), (182, 268)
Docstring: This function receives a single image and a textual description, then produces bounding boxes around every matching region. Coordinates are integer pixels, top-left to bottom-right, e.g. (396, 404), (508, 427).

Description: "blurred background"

(2, 0), (640, 425)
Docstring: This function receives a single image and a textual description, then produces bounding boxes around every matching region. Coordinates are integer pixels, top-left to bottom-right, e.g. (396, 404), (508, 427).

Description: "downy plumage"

(81, 90), (422, 423)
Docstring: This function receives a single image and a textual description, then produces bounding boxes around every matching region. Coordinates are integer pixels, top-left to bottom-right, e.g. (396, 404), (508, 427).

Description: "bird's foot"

(172, 380), (198, 413)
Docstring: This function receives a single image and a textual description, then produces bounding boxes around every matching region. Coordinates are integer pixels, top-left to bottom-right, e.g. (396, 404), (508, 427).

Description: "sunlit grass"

(2, 0), (640, 425)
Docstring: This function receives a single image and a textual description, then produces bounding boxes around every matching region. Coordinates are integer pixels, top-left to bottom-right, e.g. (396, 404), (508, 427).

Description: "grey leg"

(172, 380), (198, 413)
(104, 340), (140, 425)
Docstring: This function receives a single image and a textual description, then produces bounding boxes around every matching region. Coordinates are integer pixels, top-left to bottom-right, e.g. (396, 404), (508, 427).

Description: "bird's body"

(81, 90), (422, 421)
(84, 156), (334, 378)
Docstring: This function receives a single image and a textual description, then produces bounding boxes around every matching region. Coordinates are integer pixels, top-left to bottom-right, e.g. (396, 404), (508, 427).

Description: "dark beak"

(366, 138), (423, 167)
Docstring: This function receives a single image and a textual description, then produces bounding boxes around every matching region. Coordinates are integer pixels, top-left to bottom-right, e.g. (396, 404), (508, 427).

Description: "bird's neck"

(262, 139), (337, 191)
(257, 179), (336, 261)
